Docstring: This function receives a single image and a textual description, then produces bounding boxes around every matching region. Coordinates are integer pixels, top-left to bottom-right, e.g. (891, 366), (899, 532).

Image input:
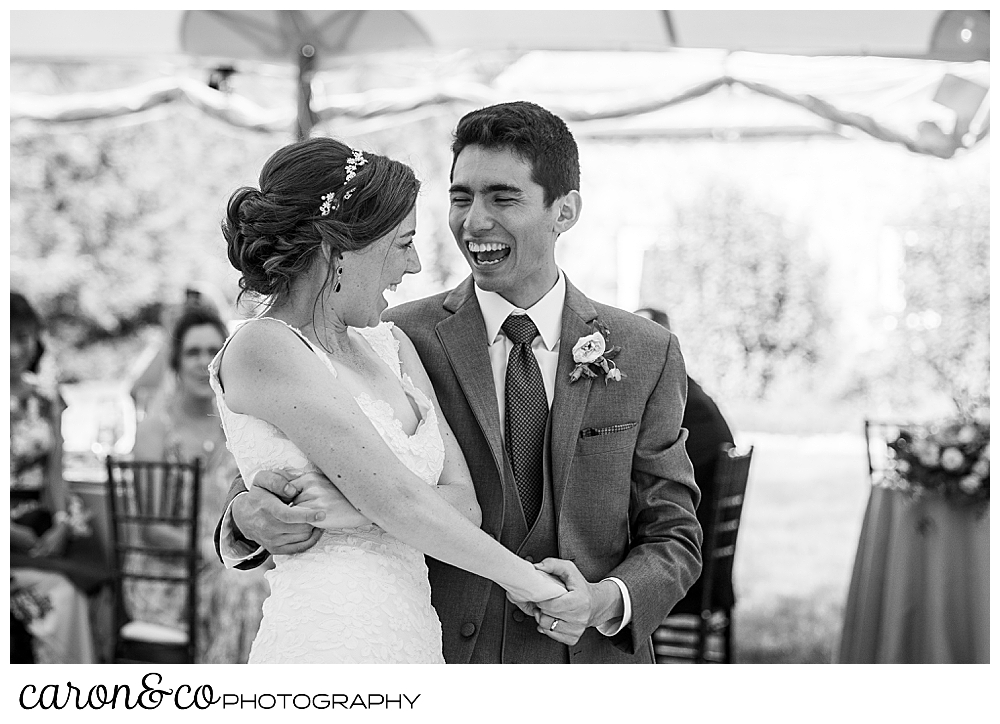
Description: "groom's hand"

(505, 591), (541, 620)
(293, 472), (373, 530)
(233, 471), (324, 556)
(505, 568), (566, 621)
(532, 558), (624, 646)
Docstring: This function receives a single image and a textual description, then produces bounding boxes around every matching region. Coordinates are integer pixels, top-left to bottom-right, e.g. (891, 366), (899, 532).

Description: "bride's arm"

(219, 321), (563, 603)
(390, 326), (481, 526)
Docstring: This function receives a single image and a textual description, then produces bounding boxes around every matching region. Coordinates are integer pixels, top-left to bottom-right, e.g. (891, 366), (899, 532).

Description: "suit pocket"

(579, 422), (637, 438)
(575, 422), (639, 457)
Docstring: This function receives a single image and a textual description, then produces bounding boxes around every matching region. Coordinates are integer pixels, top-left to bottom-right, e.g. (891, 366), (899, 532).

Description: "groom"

(217, 101), (701, 663)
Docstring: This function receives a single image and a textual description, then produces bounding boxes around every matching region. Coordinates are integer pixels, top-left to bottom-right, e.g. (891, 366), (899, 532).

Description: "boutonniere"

(569, 321), (624, 384)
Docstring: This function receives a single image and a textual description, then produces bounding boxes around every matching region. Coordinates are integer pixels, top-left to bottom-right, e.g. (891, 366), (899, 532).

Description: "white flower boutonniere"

(569, 322), (624, 385)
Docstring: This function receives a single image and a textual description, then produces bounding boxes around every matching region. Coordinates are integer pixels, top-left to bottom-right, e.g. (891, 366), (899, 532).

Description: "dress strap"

(356, 322), (402, 381)
(209, 316), (338, 395)
(239, 316), (315, 352)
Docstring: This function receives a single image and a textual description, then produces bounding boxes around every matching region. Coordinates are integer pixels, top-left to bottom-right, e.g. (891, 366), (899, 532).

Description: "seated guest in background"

(10, 291), (107, 663)
(634, 307), (737, 617)
(130, 304), (268, 663)
(128, 282), (232, 422)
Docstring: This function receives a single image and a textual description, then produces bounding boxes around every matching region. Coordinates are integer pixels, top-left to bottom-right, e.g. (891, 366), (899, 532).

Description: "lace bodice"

(207, 318), (446, 663)
(208, 318), (445, 489)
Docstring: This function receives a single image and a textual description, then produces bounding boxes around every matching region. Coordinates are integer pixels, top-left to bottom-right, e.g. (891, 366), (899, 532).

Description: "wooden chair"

(863, 419), (910, 485)
(105, 458), (202, 664)
(653, 445), (753, 664)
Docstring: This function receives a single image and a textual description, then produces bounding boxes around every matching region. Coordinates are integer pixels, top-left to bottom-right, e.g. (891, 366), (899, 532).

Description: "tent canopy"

(9, 10), (990, 157)
(10, 9), (988, 63)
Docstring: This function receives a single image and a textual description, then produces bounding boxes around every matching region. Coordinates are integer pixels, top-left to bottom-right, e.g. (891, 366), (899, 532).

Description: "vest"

(467, 419), (569, 664)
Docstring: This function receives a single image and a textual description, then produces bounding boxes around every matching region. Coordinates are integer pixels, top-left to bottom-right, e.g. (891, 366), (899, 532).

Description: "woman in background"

(10, 291), (101, 663)
(130, 304), (268, 663)
(128, 282), (232, 422)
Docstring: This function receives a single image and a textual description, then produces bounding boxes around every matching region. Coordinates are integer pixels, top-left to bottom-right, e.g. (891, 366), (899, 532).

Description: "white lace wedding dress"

(208, 318), (446, 663)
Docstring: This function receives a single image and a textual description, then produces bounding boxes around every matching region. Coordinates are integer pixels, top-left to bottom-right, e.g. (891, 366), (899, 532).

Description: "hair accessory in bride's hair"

(318, 148), (368, 216)
(344, 149), (367, 183)
(319, 192), (338, 217)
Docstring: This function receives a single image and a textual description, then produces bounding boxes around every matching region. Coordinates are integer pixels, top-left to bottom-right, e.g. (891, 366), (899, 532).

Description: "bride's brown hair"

(222, 137), (419, 308)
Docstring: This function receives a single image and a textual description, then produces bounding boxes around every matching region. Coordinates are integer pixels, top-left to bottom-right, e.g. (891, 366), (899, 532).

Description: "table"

(837, 486), (989, 663)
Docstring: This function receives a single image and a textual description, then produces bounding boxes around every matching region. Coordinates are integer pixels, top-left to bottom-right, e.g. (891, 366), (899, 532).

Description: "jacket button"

(524, 555), (534, 563)
(460, 622), (476, 638)
(512, 610), (526, 623)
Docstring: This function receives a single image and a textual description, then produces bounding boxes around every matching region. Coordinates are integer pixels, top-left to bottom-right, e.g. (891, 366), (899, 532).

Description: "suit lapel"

(436, 278), (506, 474)
(551, 279), (599, 520)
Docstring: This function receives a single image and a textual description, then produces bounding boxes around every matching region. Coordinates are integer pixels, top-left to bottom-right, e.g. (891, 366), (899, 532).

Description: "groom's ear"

(552, 190), (582, 235)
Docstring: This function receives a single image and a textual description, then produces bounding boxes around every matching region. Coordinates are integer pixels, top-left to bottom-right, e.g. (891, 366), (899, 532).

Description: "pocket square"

(579, 422), (637, 438)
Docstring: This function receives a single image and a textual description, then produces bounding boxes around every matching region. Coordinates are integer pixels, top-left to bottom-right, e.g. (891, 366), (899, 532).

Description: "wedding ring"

(549, 619), (559, 632)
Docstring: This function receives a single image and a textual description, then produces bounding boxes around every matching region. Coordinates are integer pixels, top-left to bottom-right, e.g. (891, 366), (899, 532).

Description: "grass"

(728, 431), (871, 663)
(734, 594), (846, 663)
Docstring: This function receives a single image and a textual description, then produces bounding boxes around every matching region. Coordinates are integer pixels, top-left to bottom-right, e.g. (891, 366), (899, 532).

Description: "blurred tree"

(10, 107), (285, 381)
(10, 105), (466, 382)
(884, 175), (989, 415)
(10, 117), (273, 336)
(641, 182), (832, 400)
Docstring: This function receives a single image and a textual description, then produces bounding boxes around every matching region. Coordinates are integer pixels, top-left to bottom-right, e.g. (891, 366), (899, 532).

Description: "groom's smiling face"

(449, 145), (566, 309)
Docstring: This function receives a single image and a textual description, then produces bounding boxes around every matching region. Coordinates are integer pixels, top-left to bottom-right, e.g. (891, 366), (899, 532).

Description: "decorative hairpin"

(318, 148), (368, 217)
(319, 192), (338, 217)
(344, 149), (367, 182)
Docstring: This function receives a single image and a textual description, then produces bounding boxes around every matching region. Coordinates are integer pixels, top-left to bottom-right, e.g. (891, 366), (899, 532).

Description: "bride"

(210, 137), (565, 663)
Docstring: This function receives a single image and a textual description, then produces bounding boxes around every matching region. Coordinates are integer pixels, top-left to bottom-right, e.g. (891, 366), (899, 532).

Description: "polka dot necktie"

(502, 313), (548, 527)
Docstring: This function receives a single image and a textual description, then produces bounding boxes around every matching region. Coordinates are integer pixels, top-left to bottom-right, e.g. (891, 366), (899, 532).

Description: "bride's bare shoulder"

(220, 318), (316, 381)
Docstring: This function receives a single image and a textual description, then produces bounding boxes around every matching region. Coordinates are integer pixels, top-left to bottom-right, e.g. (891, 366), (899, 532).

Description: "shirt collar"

(475, 270), (566, 351)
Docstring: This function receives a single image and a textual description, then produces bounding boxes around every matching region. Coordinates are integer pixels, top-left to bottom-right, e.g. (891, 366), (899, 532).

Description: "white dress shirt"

(222, 270), (632, 635)
(475, 270), (632, 636)
(475, 271), (564, 434)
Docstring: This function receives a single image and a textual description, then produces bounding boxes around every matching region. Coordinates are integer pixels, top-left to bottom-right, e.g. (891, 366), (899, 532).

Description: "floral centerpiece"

(881, 416), (989, 509)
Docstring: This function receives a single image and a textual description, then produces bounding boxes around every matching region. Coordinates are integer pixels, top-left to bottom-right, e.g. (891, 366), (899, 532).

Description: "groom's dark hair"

(450, 101), (579, 207)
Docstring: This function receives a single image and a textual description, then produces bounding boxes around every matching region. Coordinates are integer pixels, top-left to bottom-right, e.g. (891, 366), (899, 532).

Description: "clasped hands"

(236, 471), (620, 646)
(508, 559), (621, 646)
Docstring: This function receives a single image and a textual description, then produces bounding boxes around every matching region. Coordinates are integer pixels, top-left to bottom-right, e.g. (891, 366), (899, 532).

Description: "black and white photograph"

(8, 5), (991, 718)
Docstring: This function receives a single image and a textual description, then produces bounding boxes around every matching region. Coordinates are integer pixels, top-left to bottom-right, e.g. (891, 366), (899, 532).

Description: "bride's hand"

(506, 568), (567, 612)
(291, 472), (372, 530)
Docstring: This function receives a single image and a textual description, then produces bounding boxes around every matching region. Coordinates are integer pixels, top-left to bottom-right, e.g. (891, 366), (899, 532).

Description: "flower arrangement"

(569, 321), (624, 385)
(881, 417), (989, 509)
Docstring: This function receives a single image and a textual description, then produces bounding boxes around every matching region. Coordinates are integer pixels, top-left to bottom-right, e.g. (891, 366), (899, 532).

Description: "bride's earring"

(334, 264), (344, 293)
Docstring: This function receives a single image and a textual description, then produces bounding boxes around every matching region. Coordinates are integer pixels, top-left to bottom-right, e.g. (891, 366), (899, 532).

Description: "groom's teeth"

(467, 241), (509, 252)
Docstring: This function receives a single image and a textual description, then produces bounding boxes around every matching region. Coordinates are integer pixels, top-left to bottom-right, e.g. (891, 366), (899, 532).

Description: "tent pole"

(296, 44), (317, 139)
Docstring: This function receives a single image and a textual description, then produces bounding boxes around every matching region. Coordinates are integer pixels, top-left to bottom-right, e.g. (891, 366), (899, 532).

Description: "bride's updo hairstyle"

(222, 137), (419, 306)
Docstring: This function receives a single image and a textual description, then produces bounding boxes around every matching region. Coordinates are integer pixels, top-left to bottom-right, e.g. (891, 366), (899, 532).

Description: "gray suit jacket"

(385, 275), (701, 663)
